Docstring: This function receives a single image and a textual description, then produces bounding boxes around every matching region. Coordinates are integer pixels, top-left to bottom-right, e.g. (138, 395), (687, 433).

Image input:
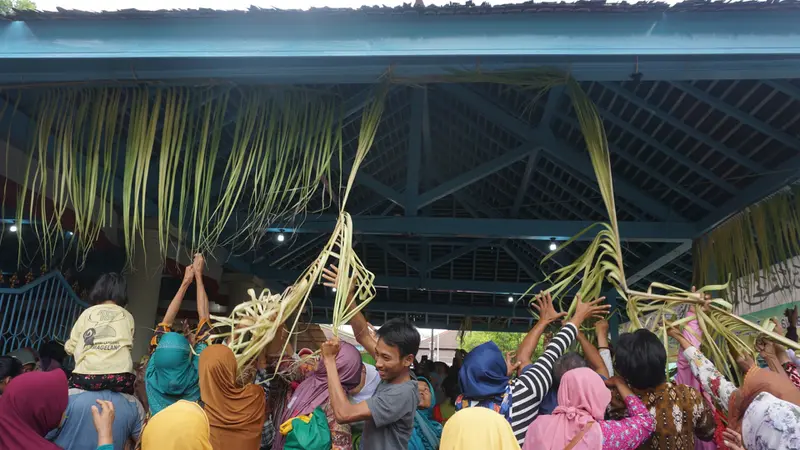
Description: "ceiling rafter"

(555, 112), (716, 212)
(589, 104), (738, 194)
(599, 81), (767, 174)
(438, 83), (686, 221)
(671, 80), (800, 151)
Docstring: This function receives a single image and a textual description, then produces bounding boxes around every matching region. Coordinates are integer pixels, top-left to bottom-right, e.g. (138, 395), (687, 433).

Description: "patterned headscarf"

(741, 392), (800, 450)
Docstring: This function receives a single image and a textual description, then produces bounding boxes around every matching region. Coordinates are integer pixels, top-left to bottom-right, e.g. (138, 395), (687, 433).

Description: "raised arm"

(668, 326), (737, 413)
(786, 306), (798, 342)
(595, 319), (614, 377)
(511, 296), (610, 443)
(323, 264), (378, 359)
(517, 292), (567, 367)
(322, 337), (373, 424)
(577, 329), (609, 378)
(761, 319), (800, 388)
(599, 377), (655, 450)
(162, 266), (194, 327)
(193, 254), (209, 321)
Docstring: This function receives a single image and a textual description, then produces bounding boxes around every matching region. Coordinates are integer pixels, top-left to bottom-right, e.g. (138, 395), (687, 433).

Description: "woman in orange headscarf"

(199, 345), (266, 450)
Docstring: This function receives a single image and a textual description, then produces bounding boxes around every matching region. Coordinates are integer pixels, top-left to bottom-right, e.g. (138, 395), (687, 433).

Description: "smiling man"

(322, 265), (421, 450)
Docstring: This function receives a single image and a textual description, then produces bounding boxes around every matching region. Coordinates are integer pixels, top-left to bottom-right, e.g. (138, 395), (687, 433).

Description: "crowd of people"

(1, 254), (800, 450)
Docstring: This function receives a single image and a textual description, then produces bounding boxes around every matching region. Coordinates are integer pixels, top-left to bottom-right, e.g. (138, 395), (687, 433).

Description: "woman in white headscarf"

(348, 363), (380, 449)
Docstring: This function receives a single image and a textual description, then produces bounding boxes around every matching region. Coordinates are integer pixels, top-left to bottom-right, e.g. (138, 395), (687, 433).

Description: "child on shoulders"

(66, 273), (136, 394)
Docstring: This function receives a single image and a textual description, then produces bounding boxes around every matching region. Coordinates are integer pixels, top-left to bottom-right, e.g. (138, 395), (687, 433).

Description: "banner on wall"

(731, 256), (800, 328)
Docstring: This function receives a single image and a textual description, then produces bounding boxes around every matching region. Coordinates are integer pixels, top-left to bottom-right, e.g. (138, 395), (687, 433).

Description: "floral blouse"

(682, 347), (738, 413)
(600, 395), (656, 450)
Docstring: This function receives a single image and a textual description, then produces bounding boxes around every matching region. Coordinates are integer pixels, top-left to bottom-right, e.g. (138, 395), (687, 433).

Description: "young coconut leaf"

(210, 85), (388, 376)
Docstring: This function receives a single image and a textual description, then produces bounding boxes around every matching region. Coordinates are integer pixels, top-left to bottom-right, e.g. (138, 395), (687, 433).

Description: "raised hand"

(532, 292), (567, 326)
(182, 265), (194, 285)
(667, 324), (691, 350)
(569, 295), (611, 327)
(193, 253), (205, 274)
(322, 264), (356, 298)
(321, 337), (341, 361)
(505, 351), (522, 377)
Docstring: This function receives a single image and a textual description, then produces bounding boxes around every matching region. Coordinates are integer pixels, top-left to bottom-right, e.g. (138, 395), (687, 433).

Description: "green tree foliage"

(0, 0), (36, 15)
(460, 331), (544, 359)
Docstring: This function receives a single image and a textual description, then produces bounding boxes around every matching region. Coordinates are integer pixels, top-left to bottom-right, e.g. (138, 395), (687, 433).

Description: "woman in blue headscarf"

(456, 341), (514, 421)
(146, 332), (203, 415)
(145, 255), (210, 415)
(409, 377), (443, 450)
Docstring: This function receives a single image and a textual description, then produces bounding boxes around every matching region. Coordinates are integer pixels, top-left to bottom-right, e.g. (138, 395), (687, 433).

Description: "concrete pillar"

(125, 228), (163, 362)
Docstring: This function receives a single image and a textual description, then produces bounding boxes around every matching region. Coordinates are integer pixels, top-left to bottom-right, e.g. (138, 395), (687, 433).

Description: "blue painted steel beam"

(600, 82), (766, 174)
(371, 239), (422, 273)
(308, 299), (530, 319)
(627, 242), (693, 286)
(511, 153), (539, 218)
(268, 215), (694, 242)
(4, 12), (800, 83)
(263, 269), (537, 295)
(305, 311), (534, 332)
(424, 238), (496, 274)
(510, 87), (561, 218)
(405, 88), (424, 216)
(417, 143), (539, 209)
(5, 56), (800, 85)
(502, 243), (542, 281)
(671, 81), (800, 151)
(587, 107), (738, 194)
(439, 83), (685, 221)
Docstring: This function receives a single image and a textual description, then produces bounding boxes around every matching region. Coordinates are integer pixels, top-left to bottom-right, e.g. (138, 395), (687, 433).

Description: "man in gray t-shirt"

(363, 375), (419, 449)
(321, 267), (421, 449)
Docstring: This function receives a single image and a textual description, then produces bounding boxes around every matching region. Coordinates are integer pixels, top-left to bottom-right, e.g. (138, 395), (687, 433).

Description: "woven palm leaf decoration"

(210, 85), (387, 374)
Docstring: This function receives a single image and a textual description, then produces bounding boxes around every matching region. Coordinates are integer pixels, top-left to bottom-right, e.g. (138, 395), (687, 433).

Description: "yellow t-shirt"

(65, 304), (135, 375)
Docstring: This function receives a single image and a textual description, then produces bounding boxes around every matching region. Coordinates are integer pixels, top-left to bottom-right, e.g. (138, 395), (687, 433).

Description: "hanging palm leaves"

(17, 88), (124, 266)
(210, 85), (387, 374)
(694, 185), (800, 306)
(15, 86), (342, 267)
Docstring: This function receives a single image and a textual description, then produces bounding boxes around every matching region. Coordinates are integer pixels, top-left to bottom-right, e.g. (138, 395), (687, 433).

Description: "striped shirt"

(510, 322), (578, 445)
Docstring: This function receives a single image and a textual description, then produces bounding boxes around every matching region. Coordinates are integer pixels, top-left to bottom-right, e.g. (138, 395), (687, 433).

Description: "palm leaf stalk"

(210, 85), (387, 375)
(466, 73), (800, 377)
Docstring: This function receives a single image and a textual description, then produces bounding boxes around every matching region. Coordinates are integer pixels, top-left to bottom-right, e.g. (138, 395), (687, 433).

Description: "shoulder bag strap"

(564, 421), (595, 450)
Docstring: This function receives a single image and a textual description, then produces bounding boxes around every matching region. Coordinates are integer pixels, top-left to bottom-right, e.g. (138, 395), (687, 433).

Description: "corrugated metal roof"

(8, 0), (800, 21)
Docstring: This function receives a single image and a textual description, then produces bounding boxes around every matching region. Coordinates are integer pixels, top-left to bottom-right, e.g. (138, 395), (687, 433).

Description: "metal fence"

(0, 271), (88, 355)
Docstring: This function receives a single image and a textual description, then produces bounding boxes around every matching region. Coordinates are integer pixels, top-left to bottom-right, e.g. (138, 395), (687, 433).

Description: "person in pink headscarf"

(524, 368), (654, 450)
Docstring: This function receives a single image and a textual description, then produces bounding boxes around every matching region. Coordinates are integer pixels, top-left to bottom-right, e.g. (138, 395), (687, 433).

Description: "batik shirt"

(608, 381), (715, 450)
